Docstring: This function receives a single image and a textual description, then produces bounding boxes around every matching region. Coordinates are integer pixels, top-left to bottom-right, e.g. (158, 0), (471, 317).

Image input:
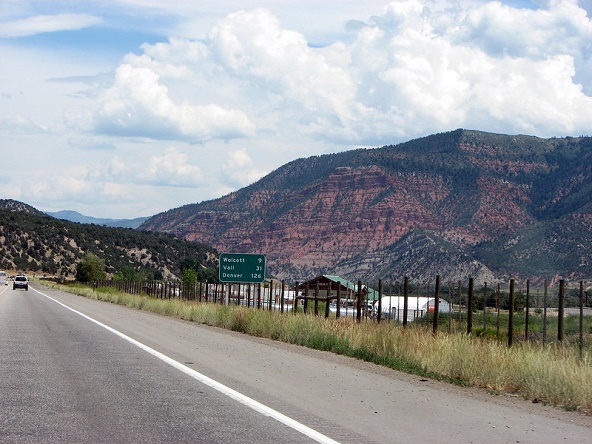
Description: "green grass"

(43, 282), (592, 413)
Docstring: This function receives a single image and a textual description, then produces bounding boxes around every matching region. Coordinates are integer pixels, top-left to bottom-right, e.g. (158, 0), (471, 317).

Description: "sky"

(1, 0), (591, 219)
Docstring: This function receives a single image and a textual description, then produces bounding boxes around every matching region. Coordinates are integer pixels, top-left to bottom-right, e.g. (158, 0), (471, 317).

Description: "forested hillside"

(0, 200), (218, 281)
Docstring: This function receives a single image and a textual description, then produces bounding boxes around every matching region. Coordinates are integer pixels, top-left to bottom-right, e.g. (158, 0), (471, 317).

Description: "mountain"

(0, 199), (46, 216)
(140, 129), (592, 285)
(46, 210), (149, 229)
(0, 201), (218, 280)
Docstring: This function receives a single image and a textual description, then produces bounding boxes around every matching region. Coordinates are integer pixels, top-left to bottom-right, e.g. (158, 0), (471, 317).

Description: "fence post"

(558, 279), (565, 342)
(483, 282), (488, 330)
(293, 282), (299, 313)
(378, 279), (383, 324)
(314, 282), (320, 316)
(496, 283), (501, 340)
(403, 277), (409, 327)
(525, 279), (530, 341)
(281, 280), (285, 313)
(508, 279), (515, 347)
(257, 282), (262, 309)
(580, 281), (584, 360)
(303, 283), (309, 314)
(448, 283), (453, 332)
(543, 280), (548, 344)
(325, 282), (331, 319)
(336, 283), (341, 318)
(432, 275), (440, 335)
(356, 280), (362, 323)
(467, 277), (474, 335)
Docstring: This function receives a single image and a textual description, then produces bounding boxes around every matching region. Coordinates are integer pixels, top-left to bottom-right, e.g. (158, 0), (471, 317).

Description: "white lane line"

(33, 288), (340, 444)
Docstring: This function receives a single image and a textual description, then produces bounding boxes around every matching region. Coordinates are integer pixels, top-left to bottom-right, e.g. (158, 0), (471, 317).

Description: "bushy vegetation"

(76, 253), (106, 282)
(0, 207), (219, 280)
(47, 281), (592, 413)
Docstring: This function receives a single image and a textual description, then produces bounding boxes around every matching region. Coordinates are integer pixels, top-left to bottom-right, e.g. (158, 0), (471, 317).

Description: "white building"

(376, 296), (452, 323)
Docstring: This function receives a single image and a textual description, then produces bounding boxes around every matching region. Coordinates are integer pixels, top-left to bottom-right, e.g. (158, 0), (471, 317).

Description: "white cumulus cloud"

(104, 147), (204, 187)
(85, 2), (592, 148)
(93, 64), (256, 142)
(221, 148), (269, 188)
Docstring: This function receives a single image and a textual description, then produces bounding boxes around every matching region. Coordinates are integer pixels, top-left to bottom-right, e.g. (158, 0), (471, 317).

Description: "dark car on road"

(13, 275), (28, 291)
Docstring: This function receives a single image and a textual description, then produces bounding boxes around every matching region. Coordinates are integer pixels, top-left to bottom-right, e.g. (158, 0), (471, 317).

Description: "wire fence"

(88, 276), (592, 353)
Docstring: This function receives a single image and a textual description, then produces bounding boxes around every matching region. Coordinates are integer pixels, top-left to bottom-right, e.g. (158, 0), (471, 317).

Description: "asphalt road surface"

(1, 283), (591, 443)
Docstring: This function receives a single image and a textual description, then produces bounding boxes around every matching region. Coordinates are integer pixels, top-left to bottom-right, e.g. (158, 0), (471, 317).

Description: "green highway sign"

(219, 253), (266, 283)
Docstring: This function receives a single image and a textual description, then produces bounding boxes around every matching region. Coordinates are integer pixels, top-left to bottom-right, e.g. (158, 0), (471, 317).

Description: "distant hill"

(0, 201), (218, 280)
(46, 210), (149, 229)
(140, 129), (592, 285)
(0, 199), (46, 216)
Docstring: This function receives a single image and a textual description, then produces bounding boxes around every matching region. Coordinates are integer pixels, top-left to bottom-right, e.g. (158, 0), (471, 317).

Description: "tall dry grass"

(47, 283), (592, 412)
(344, 321), (591, 410)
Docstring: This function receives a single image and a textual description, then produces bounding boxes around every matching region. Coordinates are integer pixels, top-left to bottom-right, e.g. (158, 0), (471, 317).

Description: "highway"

(1, 283), (591, 443)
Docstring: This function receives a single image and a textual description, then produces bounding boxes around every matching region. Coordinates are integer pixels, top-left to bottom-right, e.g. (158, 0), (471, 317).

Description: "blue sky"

(1, 0), (591, 218)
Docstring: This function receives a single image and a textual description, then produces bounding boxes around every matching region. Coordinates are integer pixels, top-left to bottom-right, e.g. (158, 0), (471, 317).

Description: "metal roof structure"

(298, 275), (380, 301)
